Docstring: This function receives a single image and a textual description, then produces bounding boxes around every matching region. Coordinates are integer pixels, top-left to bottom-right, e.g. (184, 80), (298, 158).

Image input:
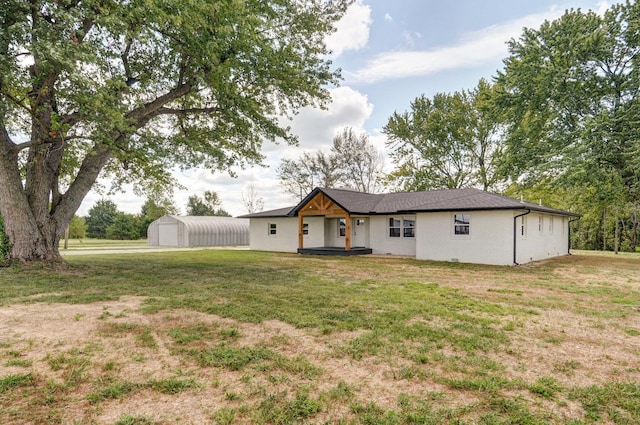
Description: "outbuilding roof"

(240, 188), (580, 218)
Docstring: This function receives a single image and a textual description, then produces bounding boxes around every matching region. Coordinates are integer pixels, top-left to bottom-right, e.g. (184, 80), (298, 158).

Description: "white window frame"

(452, 213), (471, 237)
(388, 216), (415, 238)
(403, 217), (416, 238)
(548, 215), (553, 235)
(521, 215), (528, 239)
(268, 222), (277, 237)
(388, 217), (401, 238)
(539, 216), (544, 235)
(302, 222), (309, 236)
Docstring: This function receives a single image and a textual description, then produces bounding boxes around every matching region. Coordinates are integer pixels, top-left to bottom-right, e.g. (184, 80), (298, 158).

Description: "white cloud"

(384, 13), (393, 22)
(403, 31), (415, 48)
(348, 8), (566, 84)
(596, 1), (609, 14)
(286, 86), (374, 150)
(325, 0), (372, 57)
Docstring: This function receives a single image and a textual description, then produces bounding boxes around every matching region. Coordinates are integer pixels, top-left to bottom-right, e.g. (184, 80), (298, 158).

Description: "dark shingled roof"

(237, 206), (295, 218)
(240, 188), (580, 218)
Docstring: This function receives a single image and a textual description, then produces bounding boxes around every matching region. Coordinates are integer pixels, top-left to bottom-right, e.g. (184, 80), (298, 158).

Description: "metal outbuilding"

(147, 215), (250, 247)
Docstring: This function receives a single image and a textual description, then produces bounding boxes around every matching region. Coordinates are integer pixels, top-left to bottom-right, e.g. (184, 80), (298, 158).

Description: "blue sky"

(80, 0), (609, 217)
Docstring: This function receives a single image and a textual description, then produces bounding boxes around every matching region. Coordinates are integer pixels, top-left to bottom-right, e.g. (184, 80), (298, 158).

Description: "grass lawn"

(0, 251), (638, 424)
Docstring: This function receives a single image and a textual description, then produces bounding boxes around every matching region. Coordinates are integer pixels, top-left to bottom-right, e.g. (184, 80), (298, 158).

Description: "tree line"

(63, 191), (231, 242)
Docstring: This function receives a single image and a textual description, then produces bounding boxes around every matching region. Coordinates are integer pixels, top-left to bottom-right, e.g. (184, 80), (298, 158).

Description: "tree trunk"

(614, 211), (619, 255)
(1, 129), (113, 263)
(0, 142), (62, 262)
(602, 208), (607, 251)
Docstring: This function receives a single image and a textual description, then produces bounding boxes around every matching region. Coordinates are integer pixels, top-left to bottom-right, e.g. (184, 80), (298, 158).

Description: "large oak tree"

(0, 0), (350, 262)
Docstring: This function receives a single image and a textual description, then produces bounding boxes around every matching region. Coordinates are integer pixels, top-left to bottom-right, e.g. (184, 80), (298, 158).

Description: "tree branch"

(126, 82), (193, 124)
(156, 106), (220, 116)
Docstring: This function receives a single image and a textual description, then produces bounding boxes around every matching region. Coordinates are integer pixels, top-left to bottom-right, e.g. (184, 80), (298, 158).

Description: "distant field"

(60, 238), (148, 250)
(0, 251), (638, 424)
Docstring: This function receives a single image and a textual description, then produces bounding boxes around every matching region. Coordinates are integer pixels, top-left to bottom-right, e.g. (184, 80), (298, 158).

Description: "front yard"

(0, 250), (638, 424)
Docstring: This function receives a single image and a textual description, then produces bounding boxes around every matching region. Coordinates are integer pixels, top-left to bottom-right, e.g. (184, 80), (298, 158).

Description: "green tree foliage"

(186, 191), (230, 216)
(0, 0), (350, 262)
(139, 195), (179, 237)
(68, 216), (87, 239)
(277, 127), (385, 200)
(106, 212), (141, 240)
(495, 2), (640, 251)
(383, 79), (504, 192)
(85, 199), (119, 239)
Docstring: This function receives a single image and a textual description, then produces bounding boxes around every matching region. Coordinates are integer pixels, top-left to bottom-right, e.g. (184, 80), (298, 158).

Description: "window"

(303, 223), (309, 235)
(389, 217), (401, 237)
(338, 218), (346, 237)
(403, 218), (415, 238)
(521, 216), (527, 237)
(269, 223), (277, 236)
(453, 214), (470, 235)
(538, 216), (543, 234)
(548, 216), (553, 234)
(389, 216), (415, 238)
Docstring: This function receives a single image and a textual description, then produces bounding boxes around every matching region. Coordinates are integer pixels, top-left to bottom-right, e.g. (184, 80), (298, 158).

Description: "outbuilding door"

(158, 223), (179, 246)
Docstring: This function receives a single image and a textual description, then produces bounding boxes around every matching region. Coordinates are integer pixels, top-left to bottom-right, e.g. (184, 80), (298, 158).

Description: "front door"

(352, 218), (368, 248)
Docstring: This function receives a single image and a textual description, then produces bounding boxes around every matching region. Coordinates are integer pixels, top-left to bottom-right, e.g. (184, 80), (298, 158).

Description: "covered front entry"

(296, 191), (371, 255)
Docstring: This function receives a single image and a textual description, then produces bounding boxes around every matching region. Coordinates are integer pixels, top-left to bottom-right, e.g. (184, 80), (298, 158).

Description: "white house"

(240, 187), (580, 265)
(147, 215), (250, 247)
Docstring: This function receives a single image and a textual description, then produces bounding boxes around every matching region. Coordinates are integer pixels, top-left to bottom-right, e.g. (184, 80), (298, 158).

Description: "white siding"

(249, 217), (325, 252)
(303, 217), (326, 248)
(516, 213), (569, 264)
(247, 210), (571, 265)
(415, 210), (513, 265)
(324, 218), (345, 248)
(369, 215), (417, 256)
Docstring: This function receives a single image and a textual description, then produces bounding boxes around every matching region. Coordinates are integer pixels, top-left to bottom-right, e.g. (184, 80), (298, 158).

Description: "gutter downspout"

(568, 217), (581, 255)
(513, 209), (531, 265)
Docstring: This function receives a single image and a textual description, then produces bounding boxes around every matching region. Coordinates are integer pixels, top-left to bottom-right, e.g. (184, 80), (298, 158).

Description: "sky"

(78, 0), (610, 217)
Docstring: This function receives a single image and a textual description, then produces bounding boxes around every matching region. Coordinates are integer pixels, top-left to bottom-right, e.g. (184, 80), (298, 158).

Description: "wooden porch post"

(345, 213), (351, 251)
(298, 213), (304, 250)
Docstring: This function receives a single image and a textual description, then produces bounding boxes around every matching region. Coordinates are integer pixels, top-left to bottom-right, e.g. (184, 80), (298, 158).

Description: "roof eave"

(395, 205), (581, 217)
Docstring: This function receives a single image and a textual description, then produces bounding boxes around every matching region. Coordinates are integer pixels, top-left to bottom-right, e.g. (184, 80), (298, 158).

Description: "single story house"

(147, 215), (249, 247)
(240, 187), (580, 265)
